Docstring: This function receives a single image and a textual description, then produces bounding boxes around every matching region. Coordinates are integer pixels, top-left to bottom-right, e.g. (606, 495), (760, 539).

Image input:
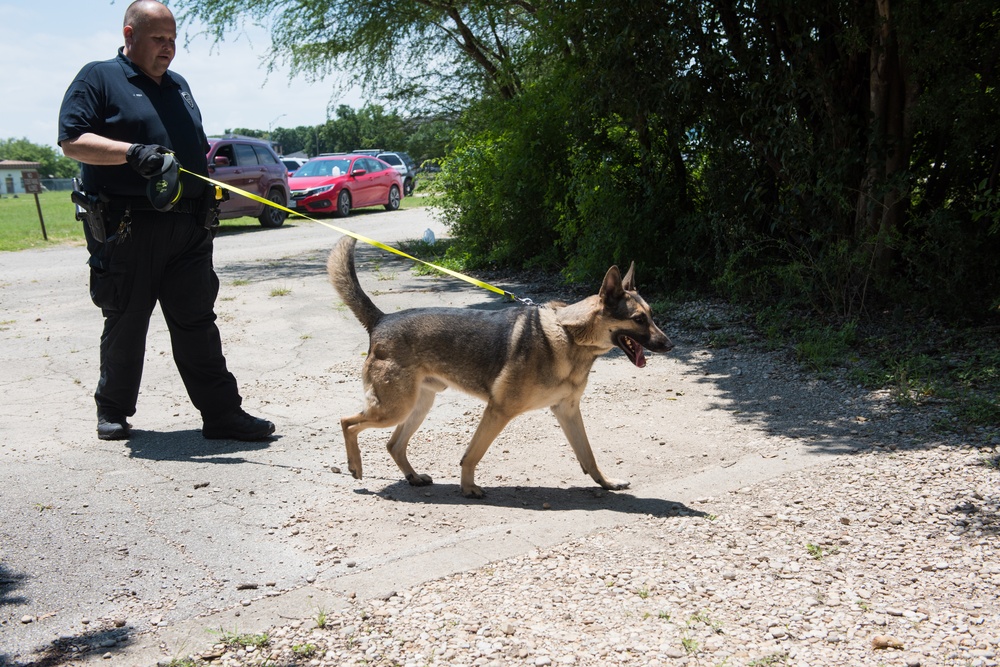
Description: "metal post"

(34, 193), (47, 241)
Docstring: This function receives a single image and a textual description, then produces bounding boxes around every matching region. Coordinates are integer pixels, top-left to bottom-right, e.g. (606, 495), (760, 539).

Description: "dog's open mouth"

(616, 334), (647, 368)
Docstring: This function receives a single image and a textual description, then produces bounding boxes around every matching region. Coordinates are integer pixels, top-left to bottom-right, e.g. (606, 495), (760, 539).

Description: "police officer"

(58, 0), (275, 442)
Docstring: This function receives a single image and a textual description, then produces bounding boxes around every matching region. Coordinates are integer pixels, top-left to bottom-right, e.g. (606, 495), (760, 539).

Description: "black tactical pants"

(92, 209), (241, 421)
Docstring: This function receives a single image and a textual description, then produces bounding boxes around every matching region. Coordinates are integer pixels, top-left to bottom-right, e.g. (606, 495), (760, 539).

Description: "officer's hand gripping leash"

(125, 143), (170, 178)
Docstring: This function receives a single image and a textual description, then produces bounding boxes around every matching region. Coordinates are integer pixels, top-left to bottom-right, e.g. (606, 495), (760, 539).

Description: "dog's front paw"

(600, 478), (630, 491)
(461, 484), (485, 499)
(406, 472), (433, 486)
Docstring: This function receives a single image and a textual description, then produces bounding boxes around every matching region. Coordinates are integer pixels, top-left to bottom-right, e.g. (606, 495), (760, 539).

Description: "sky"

(0, 0), (365, 151)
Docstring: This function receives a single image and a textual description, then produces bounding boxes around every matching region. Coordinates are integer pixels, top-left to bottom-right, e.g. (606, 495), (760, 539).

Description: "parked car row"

(203, 137), (415, 226)
(286, 150), (418, 191)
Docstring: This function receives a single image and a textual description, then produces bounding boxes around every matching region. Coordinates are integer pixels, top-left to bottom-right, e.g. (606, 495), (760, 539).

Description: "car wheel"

(385, 185), (401, 211)
(335, 190), (352, 217)
(258, 188), (288, 228)
(403, 177), (414, 196)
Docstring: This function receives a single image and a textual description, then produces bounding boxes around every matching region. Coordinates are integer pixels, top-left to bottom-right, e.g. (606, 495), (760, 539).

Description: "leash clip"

(505, 292), (536, 307)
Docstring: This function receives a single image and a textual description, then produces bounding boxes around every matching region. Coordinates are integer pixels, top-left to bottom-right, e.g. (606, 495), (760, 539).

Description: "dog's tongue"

(634, 343), (647, 368)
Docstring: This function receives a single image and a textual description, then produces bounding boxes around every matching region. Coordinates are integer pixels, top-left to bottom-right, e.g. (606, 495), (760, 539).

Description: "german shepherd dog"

(328, 236), (673, 498)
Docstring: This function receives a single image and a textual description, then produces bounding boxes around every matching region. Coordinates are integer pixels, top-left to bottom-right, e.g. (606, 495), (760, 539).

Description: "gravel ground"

(5, 231), (995, 667)
(193, 439), (998, 667)
(161, 299), (999, 667)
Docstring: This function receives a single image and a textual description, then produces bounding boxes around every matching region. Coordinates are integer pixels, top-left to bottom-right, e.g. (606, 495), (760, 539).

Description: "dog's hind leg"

(551, 400), (630, 491)
(341, 413), (369, 480)
(385, 383), (439, 486)
(459, 403), (513, 499)
(340, 371), (429, 482)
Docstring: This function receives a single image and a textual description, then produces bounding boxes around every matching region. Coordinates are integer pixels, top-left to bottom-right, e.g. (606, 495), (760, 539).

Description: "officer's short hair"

(124, 0), (171, 34)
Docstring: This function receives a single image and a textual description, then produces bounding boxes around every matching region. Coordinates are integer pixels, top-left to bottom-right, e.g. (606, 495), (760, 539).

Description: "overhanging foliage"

(176, 0), (1000, 318)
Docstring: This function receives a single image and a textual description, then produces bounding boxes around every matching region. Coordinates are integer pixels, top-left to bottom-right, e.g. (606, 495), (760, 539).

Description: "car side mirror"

(351, 168), (367, 177)
(214, 156), (231, 167)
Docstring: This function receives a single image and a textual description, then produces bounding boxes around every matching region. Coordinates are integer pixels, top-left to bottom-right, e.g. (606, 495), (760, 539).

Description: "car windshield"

(296, 159), (351, 178)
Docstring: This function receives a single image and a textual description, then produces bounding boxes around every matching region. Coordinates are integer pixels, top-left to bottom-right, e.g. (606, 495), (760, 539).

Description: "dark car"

(206, 137), (290, 227)
(289, 155), (403, 217)
(376, 152), (418, 195)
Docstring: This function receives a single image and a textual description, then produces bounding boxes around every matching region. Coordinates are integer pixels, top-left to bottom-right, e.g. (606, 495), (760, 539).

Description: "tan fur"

(328, 236), (673, 498)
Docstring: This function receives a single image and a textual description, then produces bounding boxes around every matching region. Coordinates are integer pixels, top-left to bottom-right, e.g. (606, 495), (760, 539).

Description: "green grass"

(848, 328), (1000, 432)
(212, 629), (270, 649)
(292, 643), (317, 656)
(688, 612), (723, 633)
(794, 320), (858, 372)
(163, 659), (199, 667)
(395, 237), (463, 277)
(0, 188), (434, 253)
(0, 191), (85, 251)
(737, 304), (1000, 435)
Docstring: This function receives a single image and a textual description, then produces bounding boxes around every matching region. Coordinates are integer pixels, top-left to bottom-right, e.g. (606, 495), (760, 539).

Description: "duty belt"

(106, 197), (199, 214)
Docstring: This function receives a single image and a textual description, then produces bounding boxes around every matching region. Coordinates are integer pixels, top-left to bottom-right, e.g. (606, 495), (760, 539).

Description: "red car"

(289, 155), (403, 217)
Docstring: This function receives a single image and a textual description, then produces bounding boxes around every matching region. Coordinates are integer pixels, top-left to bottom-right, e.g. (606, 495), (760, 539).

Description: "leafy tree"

(686, 0), (1000, 315)
(0, 138), (79, 178)
(271, 126), (316, 155)
(223, 128), (266, 138)
(179, 0), (1000, 318)
(228, 104), (451, 160)
(173, 0), (537, 108)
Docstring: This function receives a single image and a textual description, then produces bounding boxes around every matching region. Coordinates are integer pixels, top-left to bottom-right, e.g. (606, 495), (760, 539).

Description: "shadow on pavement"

(0, 562), (28, 608)
(3, 626), (135, 667)
(124, 430), (275, 463)
(363, 482), (709, 519)
(214, 241), (535, 311)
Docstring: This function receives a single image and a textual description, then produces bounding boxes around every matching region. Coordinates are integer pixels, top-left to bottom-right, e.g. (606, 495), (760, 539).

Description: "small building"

(0, 160), (42, 195)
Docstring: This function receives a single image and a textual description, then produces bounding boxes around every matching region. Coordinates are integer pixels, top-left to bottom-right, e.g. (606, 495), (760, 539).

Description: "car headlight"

(303, 184), (335, 198)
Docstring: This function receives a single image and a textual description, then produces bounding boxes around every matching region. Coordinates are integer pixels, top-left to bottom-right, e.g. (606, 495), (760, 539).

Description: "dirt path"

(0, 207), (995, 666)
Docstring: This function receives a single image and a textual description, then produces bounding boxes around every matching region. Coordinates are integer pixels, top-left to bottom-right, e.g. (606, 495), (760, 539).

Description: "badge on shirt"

(181, 91), (195, 109)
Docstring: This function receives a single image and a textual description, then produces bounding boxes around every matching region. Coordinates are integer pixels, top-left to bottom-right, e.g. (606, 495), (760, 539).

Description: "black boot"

(97, 413), (132, 441)
(202, 408), (275, 441)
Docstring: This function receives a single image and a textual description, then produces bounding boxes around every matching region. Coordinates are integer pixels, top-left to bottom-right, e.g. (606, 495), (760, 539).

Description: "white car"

(376, 152), (418, 195)
(280, 156), (308, 175)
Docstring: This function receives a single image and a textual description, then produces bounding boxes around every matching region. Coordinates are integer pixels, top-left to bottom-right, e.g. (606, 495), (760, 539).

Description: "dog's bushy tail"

(328, 236), (384, 333)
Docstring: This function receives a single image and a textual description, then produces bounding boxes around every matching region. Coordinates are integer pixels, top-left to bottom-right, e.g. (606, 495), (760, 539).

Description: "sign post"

(22, 170), (46, 241)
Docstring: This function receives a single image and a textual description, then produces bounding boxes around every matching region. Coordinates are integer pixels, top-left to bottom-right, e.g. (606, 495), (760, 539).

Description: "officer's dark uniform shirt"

(58, 48), (208, 199)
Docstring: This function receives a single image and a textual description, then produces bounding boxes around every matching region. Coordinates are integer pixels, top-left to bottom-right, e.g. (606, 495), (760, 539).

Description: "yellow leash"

(181, 167), (532, 304)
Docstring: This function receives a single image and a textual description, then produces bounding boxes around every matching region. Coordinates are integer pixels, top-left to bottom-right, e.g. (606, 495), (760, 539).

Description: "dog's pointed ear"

(600, 265), (625, 304)
(622, 261), (636, 292)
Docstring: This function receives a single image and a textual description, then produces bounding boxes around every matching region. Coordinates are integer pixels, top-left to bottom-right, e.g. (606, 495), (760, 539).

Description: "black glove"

(126, 143), (171, 178)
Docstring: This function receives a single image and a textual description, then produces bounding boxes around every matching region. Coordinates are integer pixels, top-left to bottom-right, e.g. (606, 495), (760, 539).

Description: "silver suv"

(352, 149), (417, 195)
